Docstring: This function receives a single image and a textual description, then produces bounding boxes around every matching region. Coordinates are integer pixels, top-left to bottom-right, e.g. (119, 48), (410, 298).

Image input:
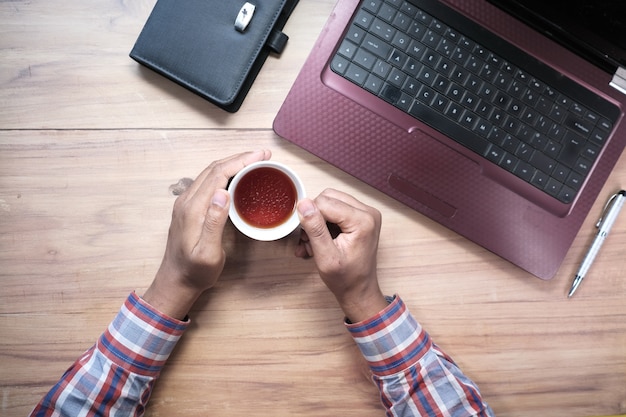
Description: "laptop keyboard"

(330, 0), (620, 204)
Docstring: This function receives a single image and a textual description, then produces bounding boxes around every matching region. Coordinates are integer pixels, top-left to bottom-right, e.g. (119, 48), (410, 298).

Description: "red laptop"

(273, 0), (626, 279)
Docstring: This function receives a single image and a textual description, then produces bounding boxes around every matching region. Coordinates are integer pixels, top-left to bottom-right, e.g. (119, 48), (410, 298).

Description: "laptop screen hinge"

(610, 66), (626, 95)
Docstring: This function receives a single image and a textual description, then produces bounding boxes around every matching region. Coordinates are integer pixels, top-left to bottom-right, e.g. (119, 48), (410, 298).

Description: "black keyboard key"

(531, 170), (549, 189)
(371, 18), (396, 41)
(485, 144), (505, 164)
(390, 49), (408, 67)
(529, 132), (548, 150)
(465, 75), (482, 93)
(499, 133), (520, 153)
(354, 49), (377, 70)
(407, 39), (426, 60)
(476, 100), (493, 118)
(362, 0), (382, 14)
(584, 110), (600, 124)
(433, 74), (451, 93)
(598, 118), (613, 131)
(590, 128), (609, 146)
(421, 49), (440, 68)
(392, 31), (412, 50)
(392, 12), (413, 32)
(437, 38), (456, 58)
(430, 18), (446, 34)
(354, 9), (376, 29)
(493, 91), (510, 108)
(545, 178), (563, 197)
(388, 68), (407, 88)
(372, 59), (392, 78)
(545, 141), (561, 159)
(436, 57), (454, 76)
(432, 94), (449, 112)
(573, 157), (592, 176)
(461, 91), (479, 109)
(446, 83), (463, 102)
(559, 131), (586, 167)
(582, 142), (600, 160)
(422, 30), (442, 48)
(475, 119), (493, 137)
(566, 171), (584, 190)
(529, 151), (556, 174)
(414, 8), (431, 24)
(564, 114), (593, 138)
(362, 34), (393, 59)
(416, 85), (436, 105)
(460, 110), (479, 130)
(515, 142), (533, 161)
(337, 40), (358, 59)
(344, 63), (368, 85)
(444, 101), (463, 120)
(346, 24), (366, 44)
(331, 55), (350, 75)
(401, 2), (418, 18)
(500, 153), (519, 172)
(403, 58), (420, 77)
(549, 104), (566, 123)
(408, 21), (428, 39)
(402, 77), (420, 95)
(378, 4), (397, 22)
(396, 93), (412, 112)
(552, 164), (570, 182)
(558, 186), (576, 204)
(364, 74), (384, 94)
(417, 66), (437, 86)
(514, 161), (535, 182)
(381, 84), (402, 104)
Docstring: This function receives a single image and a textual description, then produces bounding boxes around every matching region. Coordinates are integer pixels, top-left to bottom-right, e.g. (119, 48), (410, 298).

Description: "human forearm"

(348, 296), (494, 417)
(30, 293), (188, 417)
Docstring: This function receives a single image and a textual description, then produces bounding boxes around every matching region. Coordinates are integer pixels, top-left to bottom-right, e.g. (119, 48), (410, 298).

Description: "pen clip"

(596, 192), (623, 228)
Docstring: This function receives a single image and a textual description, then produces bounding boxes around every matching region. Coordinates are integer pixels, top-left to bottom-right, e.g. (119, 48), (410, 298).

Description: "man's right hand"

(296, 189), (389, 323)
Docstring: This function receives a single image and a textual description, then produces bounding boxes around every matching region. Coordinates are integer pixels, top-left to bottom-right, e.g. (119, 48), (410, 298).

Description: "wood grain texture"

(1, 1), (625, 416)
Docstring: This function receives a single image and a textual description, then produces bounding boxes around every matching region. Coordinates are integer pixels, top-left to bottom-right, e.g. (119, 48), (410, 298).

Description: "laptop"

(273, 0), (626, 279)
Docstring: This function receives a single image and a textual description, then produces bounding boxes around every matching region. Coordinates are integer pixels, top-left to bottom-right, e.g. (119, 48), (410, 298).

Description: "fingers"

(178, 150), (271, 230)
(297, 198), (336, 259)
(297, 189), (381, 260)
(312, 189), (381, 236)
(201, 189), (230, 244)
(184, 149), (271, 202)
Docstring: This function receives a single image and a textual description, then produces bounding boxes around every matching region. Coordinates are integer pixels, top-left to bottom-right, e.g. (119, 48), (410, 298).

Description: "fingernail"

(297, 199), (316, 217)
(212, 190), (228, 208)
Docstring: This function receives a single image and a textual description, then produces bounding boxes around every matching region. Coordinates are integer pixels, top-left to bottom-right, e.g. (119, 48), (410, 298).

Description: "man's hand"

(143, 150), (272, 320)
(296, 189), (388, 323)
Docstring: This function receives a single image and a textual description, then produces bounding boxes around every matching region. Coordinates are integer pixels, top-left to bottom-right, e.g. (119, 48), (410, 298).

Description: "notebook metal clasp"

(235, 2), (256, 33)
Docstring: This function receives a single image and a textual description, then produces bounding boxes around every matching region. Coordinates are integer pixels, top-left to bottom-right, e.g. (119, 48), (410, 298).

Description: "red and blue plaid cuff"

(347, 295), (432, 376)
(98, 292), (189, 377)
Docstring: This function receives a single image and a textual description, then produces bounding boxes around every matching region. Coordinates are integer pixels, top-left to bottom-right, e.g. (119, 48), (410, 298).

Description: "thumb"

(297, 198), (335, 258)
(203, 189), (230, 238)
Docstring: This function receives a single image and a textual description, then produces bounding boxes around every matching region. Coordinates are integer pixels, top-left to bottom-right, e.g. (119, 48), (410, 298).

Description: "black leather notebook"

(130, 0), (299, 112)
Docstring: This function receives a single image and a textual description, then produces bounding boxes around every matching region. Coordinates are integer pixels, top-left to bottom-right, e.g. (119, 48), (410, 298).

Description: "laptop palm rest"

(388, 173), (458, 218)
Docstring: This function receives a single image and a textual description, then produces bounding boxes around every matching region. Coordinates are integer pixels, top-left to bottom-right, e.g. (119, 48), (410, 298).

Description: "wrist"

(142, 274), (202, 321)
(338, 288), (389, 324)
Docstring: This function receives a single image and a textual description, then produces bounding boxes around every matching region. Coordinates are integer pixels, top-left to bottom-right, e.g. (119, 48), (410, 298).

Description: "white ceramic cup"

(227, 161), (306, 241)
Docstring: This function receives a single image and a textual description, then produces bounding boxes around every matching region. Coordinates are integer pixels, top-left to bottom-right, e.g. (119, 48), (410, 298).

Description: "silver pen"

(568, 190), (626, 298)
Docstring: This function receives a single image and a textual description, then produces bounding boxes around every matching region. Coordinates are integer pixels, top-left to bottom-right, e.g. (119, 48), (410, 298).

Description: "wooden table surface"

(1, 1), (625, 416)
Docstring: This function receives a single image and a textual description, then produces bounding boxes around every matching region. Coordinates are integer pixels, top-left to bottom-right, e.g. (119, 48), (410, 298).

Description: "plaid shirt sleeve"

(347, 295), (495, 417)
(29, 292), (188, 417)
